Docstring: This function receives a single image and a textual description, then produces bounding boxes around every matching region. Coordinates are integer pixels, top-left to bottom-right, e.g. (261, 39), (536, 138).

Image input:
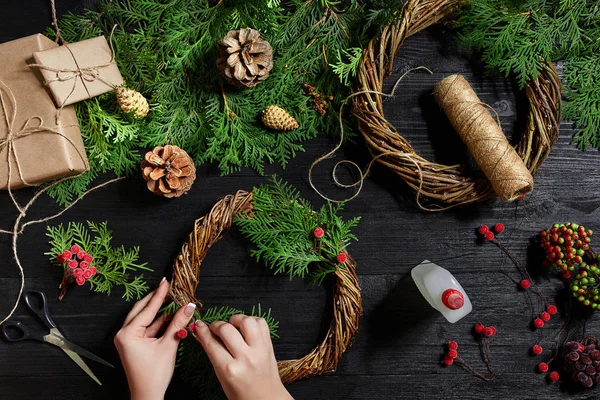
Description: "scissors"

(1, 289), (114, 385)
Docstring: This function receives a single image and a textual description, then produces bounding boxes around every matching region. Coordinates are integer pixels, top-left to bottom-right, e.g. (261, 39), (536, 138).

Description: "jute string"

(309, 66), (456, 212)
(433, 74), (534, 201)
(0, 78), (123, 324)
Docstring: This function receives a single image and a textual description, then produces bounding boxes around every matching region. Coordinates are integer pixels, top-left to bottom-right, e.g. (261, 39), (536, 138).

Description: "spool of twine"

(433, 75), (534, 201)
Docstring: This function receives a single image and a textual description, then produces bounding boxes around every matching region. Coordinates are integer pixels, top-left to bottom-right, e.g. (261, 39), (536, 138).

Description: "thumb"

(162, 302), (196, 345)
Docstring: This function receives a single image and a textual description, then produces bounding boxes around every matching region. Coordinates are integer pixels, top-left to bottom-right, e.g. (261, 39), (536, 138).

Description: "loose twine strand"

(0, 77), (123, 325)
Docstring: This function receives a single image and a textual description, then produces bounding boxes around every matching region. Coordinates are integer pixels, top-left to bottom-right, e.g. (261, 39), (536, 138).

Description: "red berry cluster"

(477, 223), (504, 241)
(313, 227), (347, 265)
(57, 244), (97, 286)
(442, 341), (459, 366)
(474, 323), (497, 338)
(540, 223), (593, 279)
(530, 343), (560, 382)
(532, 305), (556, 329)
(564, 338), (600, 388)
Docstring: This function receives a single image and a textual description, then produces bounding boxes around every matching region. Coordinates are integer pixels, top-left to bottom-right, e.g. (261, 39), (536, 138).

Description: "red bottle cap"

(441, 289), (464, 310)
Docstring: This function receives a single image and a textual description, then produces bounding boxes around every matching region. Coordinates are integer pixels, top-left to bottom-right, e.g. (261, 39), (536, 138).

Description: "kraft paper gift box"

(0, 34), (88, 189)
(32, 35), (124, 108)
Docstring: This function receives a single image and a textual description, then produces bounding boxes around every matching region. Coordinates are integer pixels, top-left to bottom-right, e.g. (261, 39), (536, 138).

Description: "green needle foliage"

(456, 0), (600, 150)
(46, 1), (395, 204)
(161, 302), (278, 400)
(235, 177), (360, 283)
(45, 221), (152, 300)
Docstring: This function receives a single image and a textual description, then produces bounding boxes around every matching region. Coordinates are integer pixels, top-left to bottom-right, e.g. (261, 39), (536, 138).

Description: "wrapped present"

(0, 34), (88, 190)
(32, 36), (124, 108)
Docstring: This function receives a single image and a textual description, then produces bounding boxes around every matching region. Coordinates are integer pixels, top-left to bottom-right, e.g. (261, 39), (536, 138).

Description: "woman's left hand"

(114, 278), (196, 400)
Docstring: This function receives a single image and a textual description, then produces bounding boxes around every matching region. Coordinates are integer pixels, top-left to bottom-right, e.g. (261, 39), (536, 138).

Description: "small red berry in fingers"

(540, 312), (551, 322)
(177, 329), (188, 340)
(519, 279), (531, 290)
(548, 371), (560, 382)
(313, 227), (324, 239)
(188, 322), (196, 332)
(531, 344), (543, 355)
(533, 318), (544, 329)
(494, 223), (505, 233)
(538, 362), (549, 373)
(337, 253), (347, 264)
(484, 231), (495, 241)
(478, 225), (489, 235)
(448, 341), (458, 350)
(442, 356), (454, 366)
(546, 305), (557, 315)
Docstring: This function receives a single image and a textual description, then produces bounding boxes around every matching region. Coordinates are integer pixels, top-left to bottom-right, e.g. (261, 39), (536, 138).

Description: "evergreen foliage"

(456, 0), (600, 150)
(47, 1), (394, 204)
(45, 221), (152, 300)
(235, 177), (360, 283)
(161, 302), (278, 400)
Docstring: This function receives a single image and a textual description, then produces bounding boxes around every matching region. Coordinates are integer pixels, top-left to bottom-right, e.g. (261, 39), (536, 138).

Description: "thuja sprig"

(235, 177), (360, 283)
(45, 221), (152, 301)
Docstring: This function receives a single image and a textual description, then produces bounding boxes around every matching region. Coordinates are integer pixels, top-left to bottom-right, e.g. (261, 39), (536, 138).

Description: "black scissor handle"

(1, 320), (45, 342)
(24, 290), (57, 330)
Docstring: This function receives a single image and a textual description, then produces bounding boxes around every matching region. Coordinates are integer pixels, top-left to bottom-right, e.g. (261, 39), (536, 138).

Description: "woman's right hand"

(193, 315), (293, 400)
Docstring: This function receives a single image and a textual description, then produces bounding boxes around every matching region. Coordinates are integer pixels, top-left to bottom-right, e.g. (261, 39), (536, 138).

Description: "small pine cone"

(262, 106), (299, 131)
(217, 28), (273, 88)
(141, 145), (196, 198)
(116, 86), (149, 118)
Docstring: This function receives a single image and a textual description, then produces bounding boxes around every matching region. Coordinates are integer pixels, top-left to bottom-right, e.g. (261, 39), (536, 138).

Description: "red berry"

(562, 271), (572, 279)
(519, 279), (531, 290)
(532, 344), (543, 355)
(313, 227), (324, 239)
(75, 276), (85, 286)
(83, 254), (93, 263)
(483, 327), (494, 337)
(533, 318), (544, 329)
(478, 225), (489, 235)
(79, 261), (89, 270)
(83, 269), (94, 279)
(448, 341), (458, 350)
(474, 323), (484, 334)
(442, 356), (454, 366)
(67, 259), (78, 269)
(188, 322), (196, 332)
(176, 329), (188, 339)
(494, 223), (505, 233)
(538, 362), (549, 373)
(489, 326), (497, 335)
(73, 268), (84, 277)
(547, 305), (557, 315)
(88, 267), (97, 276)
(76, 251), (86, 260)
(540, 312), (551, 322)
(484, 231), (495, 241)
(548, 371), (559, 382)
(517, 194), (526, 201)
(337, 253), (347, 263)
(70, 245), (80, 254)
(448, 350), (458, 359)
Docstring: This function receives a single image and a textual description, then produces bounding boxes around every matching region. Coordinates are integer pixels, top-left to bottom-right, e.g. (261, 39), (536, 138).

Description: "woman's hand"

(193, 314), (293, 400)
(114, 279), (196, 400)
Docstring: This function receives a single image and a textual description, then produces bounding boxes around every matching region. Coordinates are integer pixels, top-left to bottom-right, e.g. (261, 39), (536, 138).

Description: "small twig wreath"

(167, 190), (362, 383)
(352, 0), (561, 208)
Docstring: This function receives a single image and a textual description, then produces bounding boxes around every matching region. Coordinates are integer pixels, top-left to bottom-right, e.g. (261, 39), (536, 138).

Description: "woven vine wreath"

(352, 0), (561, 208)
(166, 190), (362, 383)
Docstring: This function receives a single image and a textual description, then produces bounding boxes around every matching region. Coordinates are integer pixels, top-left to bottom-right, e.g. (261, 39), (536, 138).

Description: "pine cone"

(262, 106), (299, 131)
(116, 86), (149, 118)
(217, 28), (273, 88)
(141, 145), (196, 198)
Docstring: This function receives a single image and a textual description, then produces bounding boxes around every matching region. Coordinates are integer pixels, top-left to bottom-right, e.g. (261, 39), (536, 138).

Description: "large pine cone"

(217, 28), (273, 88)
(141, 145), (196, 198)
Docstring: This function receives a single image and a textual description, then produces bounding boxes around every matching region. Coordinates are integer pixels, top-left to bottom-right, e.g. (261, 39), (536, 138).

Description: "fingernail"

(184, 303), (196, 317)
(195, 320), (205, 328)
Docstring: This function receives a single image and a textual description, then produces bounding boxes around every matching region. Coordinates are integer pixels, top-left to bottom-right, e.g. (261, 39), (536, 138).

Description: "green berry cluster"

(540, 223), (600, 309)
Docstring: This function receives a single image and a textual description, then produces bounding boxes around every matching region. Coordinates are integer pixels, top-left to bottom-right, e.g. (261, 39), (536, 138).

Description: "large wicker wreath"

(167, 190), (362, 383)
(352, 0), (561, 208)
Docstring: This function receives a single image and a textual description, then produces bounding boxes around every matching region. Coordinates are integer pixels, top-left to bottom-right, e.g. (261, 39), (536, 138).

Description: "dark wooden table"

(2, 1), (600, 399)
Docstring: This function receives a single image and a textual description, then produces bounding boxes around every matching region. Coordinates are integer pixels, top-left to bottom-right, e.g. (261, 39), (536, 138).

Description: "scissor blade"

(45, 334), (102, 385)
(49, 328), (114, 368)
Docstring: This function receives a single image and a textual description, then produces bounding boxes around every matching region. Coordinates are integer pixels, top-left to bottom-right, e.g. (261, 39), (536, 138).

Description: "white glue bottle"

(411, 260), (472, 323)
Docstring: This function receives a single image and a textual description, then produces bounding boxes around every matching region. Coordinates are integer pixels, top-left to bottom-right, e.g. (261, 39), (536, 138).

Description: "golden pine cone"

(141, 145), (196, 198)
(262, 106), (299, 131)
(216, 28), (273, 88)
(116, 86), (149, 118)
